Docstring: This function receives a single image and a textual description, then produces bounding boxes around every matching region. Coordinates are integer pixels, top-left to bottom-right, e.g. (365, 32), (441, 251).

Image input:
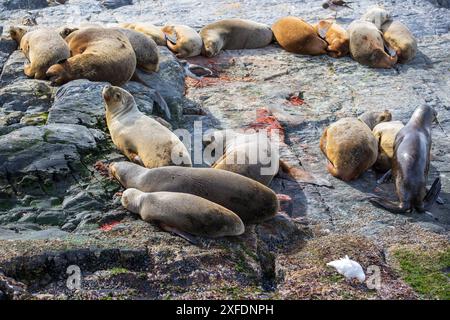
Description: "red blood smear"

(289, 96), (304, 106)
(247, 108), (285, 140)
(100, 221), (120, 231)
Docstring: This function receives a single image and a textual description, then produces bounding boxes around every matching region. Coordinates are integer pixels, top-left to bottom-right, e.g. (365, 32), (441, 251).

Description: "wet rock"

(0, 50), (27, 84)
(100, 0), (132, 10)
(2, 0), (48, 10)
(427, 0), (450, 8)
(0, 272), (29, 300)
(0, 38), (17, 73)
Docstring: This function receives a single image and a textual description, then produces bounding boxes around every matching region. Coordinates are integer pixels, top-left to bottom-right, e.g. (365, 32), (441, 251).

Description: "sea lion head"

(370, 48), (398, 69)
(121, 188), (143, 213)
(59, 26), (79, 39)
(9, 26), (28, 45)
(102, 85), (135, 115)
(358, 110), (392, 130)
(411, 105), (438, 126)
(109, 161), (143, 187)
(202, 36), (221, 58)
(46, 59), (71, 85)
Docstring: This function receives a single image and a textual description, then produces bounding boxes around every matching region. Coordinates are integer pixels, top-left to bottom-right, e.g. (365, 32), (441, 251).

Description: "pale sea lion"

(361, 6), (391, 30)
(119, 22), (166, 46)
(109, 161), (279, 224)
(46, 27), (136, 86)
(348, 20), (398, 69)
(272, 16), (328, 55)
(199, 18), (273, 57)
(320, 111), (391, 181)
(104, 85), (192, 168)
(10, 26), (70, 79)
(370, 105), (441, 213)
(381, 20), (417, 64)
(372, 121), (404, 172)
(161, 24), (202, 58)
(122, 188), (245, 239)
(314, 20), (349, 58)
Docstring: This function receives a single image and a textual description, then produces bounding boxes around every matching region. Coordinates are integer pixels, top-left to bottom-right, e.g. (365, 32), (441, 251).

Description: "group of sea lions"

(5, 5), (437, 241)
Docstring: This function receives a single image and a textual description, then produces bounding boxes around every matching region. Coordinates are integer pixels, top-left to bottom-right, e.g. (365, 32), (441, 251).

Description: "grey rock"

(35, 210), (66, 226)
(100, 0), (132, 10)
(0, 50), (27, 84)
(0, 38), (17, 73)
(62, 192), (103, 212)
(2, 0), (48, 10)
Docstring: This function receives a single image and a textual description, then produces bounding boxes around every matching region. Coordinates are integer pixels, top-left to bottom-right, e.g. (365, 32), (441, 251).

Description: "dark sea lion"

(369, 105), (441, 213)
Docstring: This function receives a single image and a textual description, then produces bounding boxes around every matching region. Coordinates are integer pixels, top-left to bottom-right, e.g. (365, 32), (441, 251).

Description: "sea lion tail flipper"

(164, 32), (177, 45)
(159, 223), (198, 245)
(423, 177), (442, 210)
(377, 169), (392, 185)
(279, 160), (333, 188)
(152, 91), (171, 121)
(368, 196), (408, 214)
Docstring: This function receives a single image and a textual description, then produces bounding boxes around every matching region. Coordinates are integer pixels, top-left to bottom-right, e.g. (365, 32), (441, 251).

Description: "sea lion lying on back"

(369, 105), (441, 213)
(314, 20), (349, 58)
(320, 111), (392, 181)
(348, 20), (397, 69)
(199, 18), (273, 57)
(162, 25), (202, 58)
(272, 16), (328, 55)
(104, 86), (191, 168)
(109, 161), (279, 224)
(381, 20), (417, 64)
(10, 26), (70, 79)
(122, 189), (245, 240)
(46, 27), (136, 86)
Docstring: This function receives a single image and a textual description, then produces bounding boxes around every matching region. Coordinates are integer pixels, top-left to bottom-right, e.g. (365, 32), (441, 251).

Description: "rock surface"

(0, 0), (449, 300)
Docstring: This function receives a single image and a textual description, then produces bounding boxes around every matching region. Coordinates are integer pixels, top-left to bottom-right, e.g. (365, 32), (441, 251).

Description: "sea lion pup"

(161, 25), (202, 58)
(320, 111), (391, 181)
(372, 121), (404, 172)
(348, 20), (398, 69)
(313, 20), (349, 58)
(358, 109), (392, 130)
(46, 27), (136, 86)
(119, 22), (166, 46)
(9, 26), (70, 79)
(104, 86), (191, 168)
(199, 18), (273, 57)
(361, 6), (391, 30)
(121, 189), (245, 239)
(381, 20), (417, 64)
(271, 16), (327, 55)
(370, 106), (441, 213)
(109, 162), (279, 224)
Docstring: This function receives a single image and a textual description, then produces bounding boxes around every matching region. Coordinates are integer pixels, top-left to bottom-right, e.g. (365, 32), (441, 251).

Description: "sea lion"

(314, 20), (349, 58)
(272, 16), (328, 55)
(104, 85), (191, 168)
(358, 109), (392, 130)
(199, 18), (273, 57)
(320, 111), (391, 181)
(381, 20), (417, 64)
(46, 27), (136, 86)
(369, 105), (441, 213)
(121, 188), (245, 239)
(9, 26), (70, 79)
(109, 161), (279, 224)
(161, 24), (202, 58)
(119, 22), (166, 46)
(361, 6), (391, 30)
(372, 121), (404, 172)
(348, 20), (398, 69)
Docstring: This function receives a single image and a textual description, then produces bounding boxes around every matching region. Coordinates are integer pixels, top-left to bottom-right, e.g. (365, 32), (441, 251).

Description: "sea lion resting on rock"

(271, 16), (327, 55)
(314, 20), (349, 58)
(320, 111), (392, 181)
(10, 26), (70, 79)
(162, 25), (202, 58)
(122, 189), (245, 240)
(207, 130), (331, 187)
(200, 18), (273, 57)
(381, 20), (417, 64)
(348, 20), (397, 68)
(104, 85), (192, 168)
(119, 22), (166, 46)
(109, 161), (279, 224)
(361, 6), (391, 30)
(372, 121), (404, 172)
(370, 105), (441, 213)
(46, 27), (136, 86)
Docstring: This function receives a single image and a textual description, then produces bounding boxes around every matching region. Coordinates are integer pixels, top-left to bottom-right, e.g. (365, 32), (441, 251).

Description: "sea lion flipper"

(279, 160), (333, 188)
(164, 33), (177, 45)
(152, 91), (171, 121)
(376, 169), (392, 185)
(159, 222), (198, 245)
(369, 196), (408, 213)
(423, 177), (442, 210)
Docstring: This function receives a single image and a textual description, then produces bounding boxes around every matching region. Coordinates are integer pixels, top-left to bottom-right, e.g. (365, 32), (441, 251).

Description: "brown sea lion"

(314, 20), (349, 58)
(358, 109), (392, 130)
(46, 27), (136, 86)
(381, 20), (417, 64)
(271, 16), (328, 55)
(104, 86), (192, 168)
(199, 18), (273, 57)
(161, 25), (202, 58)
(121, 188), (245, 239)
(348, 20), (398, 68)
(320, 111), (391, 181)
(372, 120), (404, 172)
(369, 105), (441, 213)
(109, 161), (279, 224)
(10, 26), (70, 79)
(119, 22), (166, 46)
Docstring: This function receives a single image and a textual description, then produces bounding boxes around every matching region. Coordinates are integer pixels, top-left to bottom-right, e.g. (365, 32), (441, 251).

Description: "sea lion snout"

(46, 64), (65, 85)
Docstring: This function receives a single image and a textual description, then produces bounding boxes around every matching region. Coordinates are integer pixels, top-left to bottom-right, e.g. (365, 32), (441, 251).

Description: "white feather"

(326, 255), (366, 282)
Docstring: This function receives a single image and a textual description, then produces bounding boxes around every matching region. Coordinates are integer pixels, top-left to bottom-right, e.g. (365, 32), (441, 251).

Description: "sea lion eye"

(114, 93), (121, 100)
